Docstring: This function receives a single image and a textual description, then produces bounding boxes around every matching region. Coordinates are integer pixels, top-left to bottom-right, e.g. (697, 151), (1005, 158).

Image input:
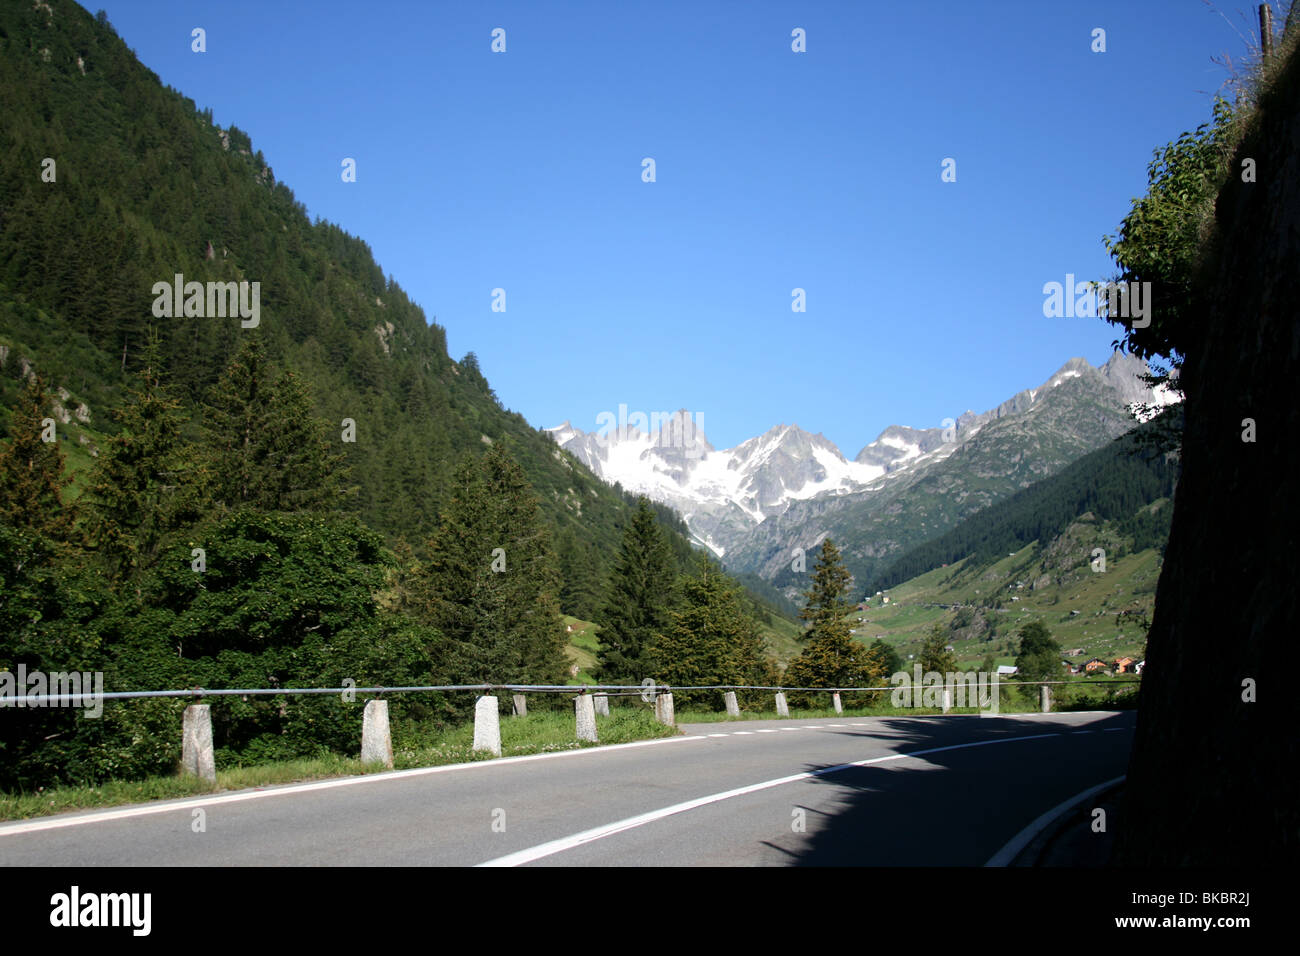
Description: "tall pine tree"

(85, 334), (194, 580)
(919, 621), (958, 675)
(596, 497), (678, 684)
(557, 527), (603, 621)
(416, 443), (568, 685)
(786, 539), (886, 693)
(199, 337), (346, 514)
(0, 373), (78, 544)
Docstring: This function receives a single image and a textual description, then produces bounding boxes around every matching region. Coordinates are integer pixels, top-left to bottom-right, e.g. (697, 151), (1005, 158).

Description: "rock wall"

(1115, 42), (1300, 864)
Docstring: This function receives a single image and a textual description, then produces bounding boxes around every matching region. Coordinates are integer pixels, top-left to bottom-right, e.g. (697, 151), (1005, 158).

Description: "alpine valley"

(547, 352), (1181, 601)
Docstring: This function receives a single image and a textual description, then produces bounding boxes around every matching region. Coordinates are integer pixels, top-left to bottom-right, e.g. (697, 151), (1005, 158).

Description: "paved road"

(0, 710), (1133, 866)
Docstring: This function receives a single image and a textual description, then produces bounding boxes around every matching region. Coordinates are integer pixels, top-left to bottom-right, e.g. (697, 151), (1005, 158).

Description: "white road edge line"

(0, 734), (709, 837)
(476, 732), (1064, 867)
(984, 774), (1127, 866)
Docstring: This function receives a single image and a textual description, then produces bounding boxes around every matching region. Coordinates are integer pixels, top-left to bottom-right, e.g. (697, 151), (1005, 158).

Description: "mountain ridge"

(546, 352), (1179, 573)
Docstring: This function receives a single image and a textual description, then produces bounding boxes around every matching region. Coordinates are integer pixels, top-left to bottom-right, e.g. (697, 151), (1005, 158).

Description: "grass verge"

(0, 707), (676, 822)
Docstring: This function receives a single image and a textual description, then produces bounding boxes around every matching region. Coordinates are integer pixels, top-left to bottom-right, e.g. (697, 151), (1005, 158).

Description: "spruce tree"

(0, 373), (77, 544)
(596, 497), (678, 684)
(85, 335), (193, 580)
(200, 337), (346, 513)
(557, 527), (602, 621)
(869, 638), (902, 677)
(646, 556), (772, 708)
(919, 621), (958, 675)
(798, 538), (854, 639)
(785, 539), (885, 692)
(417, 444), (568, 685)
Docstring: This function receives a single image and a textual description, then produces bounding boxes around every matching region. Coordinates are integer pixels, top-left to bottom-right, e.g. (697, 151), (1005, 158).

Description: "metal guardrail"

(1, 678), (1142, 708)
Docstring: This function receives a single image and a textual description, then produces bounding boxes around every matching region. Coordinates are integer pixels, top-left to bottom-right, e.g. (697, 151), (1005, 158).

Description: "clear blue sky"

(95, 0), (1273, 454)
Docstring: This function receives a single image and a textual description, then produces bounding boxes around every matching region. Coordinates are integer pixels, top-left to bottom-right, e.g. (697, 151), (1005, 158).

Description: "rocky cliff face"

(1115, 42), (1300, 866)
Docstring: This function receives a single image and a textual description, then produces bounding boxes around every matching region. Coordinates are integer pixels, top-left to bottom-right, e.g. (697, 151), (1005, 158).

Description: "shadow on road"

(761, 713), (1133, 867)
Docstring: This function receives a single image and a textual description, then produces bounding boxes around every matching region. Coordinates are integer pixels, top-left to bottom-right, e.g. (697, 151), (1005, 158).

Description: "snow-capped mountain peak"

(546, 354), (1179, 558)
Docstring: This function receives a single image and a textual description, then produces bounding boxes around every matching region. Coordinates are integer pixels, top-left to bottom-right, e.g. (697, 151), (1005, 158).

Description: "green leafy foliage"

(1014, 620), (1062, 683)
(1101, 98), (1240, 365)
(797, 538), (853, 640)
(198, 337), (347, 515)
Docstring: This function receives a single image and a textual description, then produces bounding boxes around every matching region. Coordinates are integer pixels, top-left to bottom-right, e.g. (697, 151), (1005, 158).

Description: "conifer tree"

(647, 555), (772, 708)
(86, 334), (193, 579)
(0, 373), (77, 544)
(596, 497), (678, 684)
(557, 527), (603, 621)
(786, 539), (885, 692)
(869, 637), (903, 677)
(1014, 620), (1061, 682)
(798, 538), (854, 639)
(200, 337), (346, 513)
(417, 444), (568, 685)
(919, 621), (959, 675)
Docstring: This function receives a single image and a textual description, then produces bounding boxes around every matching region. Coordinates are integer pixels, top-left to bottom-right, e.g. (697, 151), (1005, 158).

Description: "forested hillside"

(0, 0), (662, 571)
(0, 1), (801, 791)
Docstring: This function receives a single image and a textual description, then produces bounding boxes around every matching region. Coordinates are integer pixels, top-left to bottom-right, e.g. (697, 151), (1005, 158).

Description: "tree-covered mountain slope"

(0, 0), (698, 589)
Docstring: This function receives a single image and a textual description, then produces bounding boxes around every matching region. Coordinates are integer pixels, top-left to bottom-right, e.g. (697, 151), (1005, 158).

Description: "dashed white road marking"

(757, 729), (778, 734)
(733, 731), (754, 735)
(708, 733), (729, 738)
(479, 731), (1065, 867)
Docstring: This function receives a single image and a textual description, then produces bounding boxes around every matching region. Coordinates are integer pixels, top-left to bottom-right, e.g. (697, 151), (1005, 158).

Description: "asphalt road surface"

(0, 710), (1134, 866)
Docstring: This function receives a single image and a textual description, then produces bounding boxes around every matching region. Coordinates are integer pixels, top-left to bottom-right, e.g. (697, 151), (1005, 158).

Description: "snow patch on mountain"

(546, 354), (1173, 558)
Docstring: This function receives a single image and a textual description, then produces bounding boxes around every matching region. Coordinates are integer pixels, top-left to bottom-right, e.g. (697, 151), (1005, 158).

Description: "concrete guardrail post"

(182, 704), (216, 782)
(1041, 684), (1052, 713)
(832, 691), (843, 714)
(654, 691), (675, 727)
(473, 695), (501, 756)
(942, 686), (952, 714)
(724, 691), (740, 717)
(775, 692), (789, 718)
(360, 699), (393, 768)
(512, 694), (527, 717)
(593, 693), (610, 717)
(575, 693), (598, 742)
